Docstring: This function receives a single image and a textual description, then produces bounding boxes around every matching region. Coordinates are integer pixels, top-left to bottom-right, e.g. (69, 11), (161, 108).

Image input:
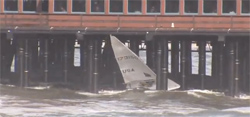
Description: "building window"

(184, 0), (198, 13)
(4, 0), (18, 11)
(72, 0), (86, 12)
(54, 0), (67, 12)
(147, 0), (160, 13)
(91, 0), (104, 12)
(128, 0), (142, 13)
(110, 0), (123, 13)
(41, 0), (49, 12)
(23, 0), (36, 12)
(222, 0), (236, 14)
(165, 0), (179, 13)
(203, 0), (217, 14)
(242, 0), (250, 14)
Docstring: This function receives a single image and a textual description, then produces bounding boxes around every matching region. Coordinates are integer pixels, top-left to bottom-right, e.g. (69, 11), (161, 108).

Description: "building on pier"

(0, 0), (249, 96)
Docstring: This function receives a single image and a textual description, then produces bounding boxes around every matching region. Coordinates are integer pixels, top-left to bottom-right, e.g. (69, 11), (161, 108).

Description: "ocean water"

(1, 48), (249, 117)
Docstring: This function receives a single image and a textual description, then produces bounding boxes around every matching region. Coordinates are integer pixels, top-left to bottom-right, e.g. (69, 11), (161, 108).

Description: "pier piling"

(198, 41), (206, 89)
(162, 39), (168, 90)
(180, 40), (186, 90)
(156, 38), (162, 90)
(171, 40), (179, 81)
(24, 39), (29, 87)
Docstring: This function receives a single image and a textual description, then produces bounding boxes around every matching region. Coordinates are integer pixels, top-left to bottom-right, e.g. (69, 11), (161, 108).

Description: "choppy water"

(2, 48), (250, 117)
(0, 85), (249, 117)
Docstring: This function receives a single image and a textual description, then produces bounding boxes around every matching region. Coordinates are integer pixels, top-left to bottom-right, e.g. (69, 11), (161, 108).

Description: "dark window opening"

(147, 0), (160, 13)
(128, 0), (142, 13)
(54, 0), (67, 12)
(41, 0), (49, 12)
(110, 0), (123, 13)
(165, 0), (179, 13)
(203, 0), (217, 13)
(91, 0), (104, 12)
(23, 0), (36, 12)
(72, 0), (86, 12)
(222, 0), (236, 14)
(242, 0), (250, 13)
(4, 0), (18, 11)
(185, 0), (198, 13)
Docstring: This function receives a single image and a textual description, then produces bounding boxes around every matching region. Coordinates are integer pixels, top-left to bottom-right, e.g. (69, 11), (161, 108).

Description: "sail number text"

(122, 68), (135, 73)
(117, 55), (138, 61)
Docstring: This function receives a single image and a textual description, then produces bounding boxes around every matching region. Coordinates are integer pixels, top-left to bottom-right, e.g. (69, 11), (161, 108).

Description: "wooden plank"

(49, 22), (81, 27)
(195, 23), (231, 29)
(195, 17), (231, 22)
(232, 24), (250, 29)
(232, 17), (250, 22)
(82, 16), (118, 21)
(82, 22), (118, 27)
(120, 16), (155, 21)
(49, 15), (81, 21)
(157, 17), (193, 22)
(120, 23), (155, 28)
(157, 23), (193, 28)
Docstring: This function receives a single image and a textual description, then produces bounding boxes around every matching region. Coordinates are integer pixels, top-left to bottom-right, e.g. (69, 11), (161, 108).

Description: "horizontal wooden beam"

(0, 14), (249, 30)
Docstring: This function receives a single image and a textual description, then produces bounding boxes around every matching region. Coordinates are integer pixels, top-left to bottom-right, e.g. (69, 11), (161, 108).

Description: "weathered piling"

(180, 40), (186, 90)
(234, 40), (239, 96)
(198, 41), (206, 89)
(87, 38), (94, 92)
(24, 39), (29, 87)
(93, 38), (101, 93)
(185, 40), (192, 77)
(171, 40), (179, 80)
(226, 39), (235, 96)
(0, 34), (2, 80)
(161, 39), (168, 90)
(44, 38), (49, 82)
(18, 39), (24, 87)
(156, 38), (162, 90)
(130, 38), (139, 56)
(218, 38), (225, 90)
(63, 38), (68, 83)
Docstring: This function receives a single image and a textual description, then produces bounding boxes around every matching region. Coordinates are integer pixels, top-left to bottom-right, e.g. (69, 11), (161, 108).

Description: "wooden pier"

(0, 0), (249, 96)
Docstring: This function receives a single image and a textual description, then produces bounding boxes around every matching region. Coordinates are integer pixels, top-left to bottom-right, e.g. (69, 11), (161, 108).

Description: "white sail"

(110, 35), (180, 91)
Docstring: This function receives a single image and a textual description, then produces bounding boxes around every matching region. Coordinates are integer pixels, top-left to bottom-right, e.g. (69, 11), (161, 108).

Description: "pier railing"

(0, 14), (249, 32)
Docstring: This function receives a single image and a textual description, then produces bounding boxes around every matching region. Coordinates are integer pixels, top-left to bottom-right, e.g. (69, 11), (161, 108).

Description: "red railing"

(0, 14), (249, 30)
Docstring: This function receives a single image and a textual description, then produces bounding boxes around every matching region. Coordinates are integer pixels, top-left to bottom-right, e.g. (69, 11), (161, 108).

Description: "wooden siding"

(0, 14), (249, 31)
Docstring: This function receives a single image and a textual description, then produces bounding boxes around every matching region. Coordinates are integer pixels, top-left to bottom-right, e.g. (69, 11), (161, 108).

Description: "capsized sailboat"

(110, 35), (180, 91)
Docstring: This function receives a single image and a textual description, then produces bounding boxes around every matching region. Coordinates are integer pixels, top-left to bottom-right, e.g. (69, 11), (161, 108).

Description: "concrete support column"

(162, 39), (168, 90)
(198, 41), (206, 89)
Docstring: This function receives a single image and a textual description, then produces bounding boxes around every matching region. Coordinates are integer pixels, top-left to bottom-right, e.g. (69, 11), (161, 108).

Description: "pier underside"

(0, 33), (249, 96)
